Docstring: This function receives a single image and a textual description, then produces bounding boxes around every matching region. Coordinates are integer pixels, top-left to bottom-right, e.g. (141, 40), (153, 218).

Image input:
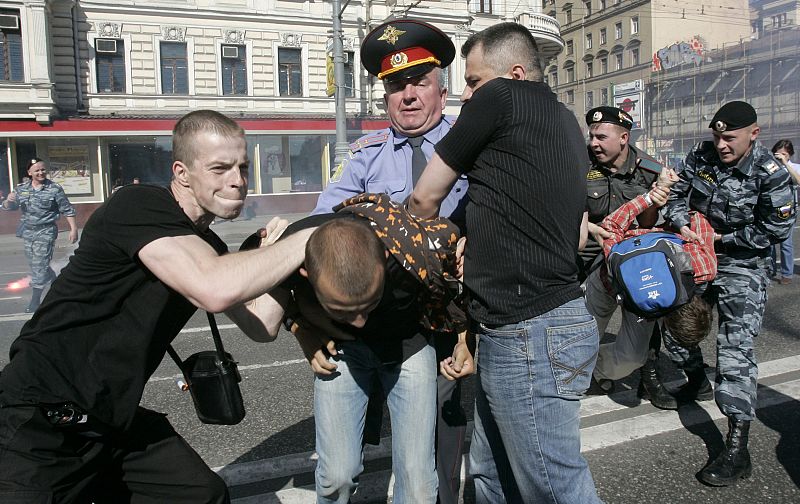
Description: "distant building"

(547, 0), (753, 149)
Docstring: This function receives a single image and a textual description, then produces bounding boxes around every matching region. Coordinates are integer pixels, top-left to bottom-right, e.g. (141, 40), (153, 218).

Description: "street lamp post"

(331, 0), (350, 168)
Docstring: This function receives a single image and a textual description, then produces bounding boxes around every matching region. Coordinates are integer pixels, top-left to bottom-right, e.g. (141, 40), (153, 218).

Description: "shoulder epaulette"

(348, 131), (390, 153)
(759, 158), (785, 176)
(636, 157), (662, 174)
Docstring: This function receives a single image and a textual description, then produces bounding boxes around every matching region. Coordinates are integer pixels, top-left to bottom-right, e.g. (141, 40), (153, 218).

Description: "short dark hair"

(664, 296), (713, 348)
(172, 110), (244, 167)
(772, 139), (795, 157)
(305, 218), (386, 299)
(461, 22), (544, 82)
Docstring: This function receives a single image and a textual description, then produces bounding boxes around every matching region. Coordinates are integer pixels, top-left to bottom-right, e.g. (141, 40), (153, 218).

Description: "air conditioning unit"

(0, 14), (20, 30)
(222, 46), (239, 59)
(96, 38), (118, 54)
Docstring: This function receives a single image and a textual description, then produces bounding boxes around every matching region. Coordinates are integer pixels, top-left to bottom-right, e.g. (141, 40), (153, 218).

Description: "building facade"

(548, 0), (752, 147)
(0, 0), (562, 232)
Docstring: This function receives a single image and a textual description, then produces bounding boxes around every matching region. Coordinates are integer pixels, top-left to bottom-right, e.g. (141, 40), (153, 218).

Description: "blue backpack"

(607, 232), (695, 319)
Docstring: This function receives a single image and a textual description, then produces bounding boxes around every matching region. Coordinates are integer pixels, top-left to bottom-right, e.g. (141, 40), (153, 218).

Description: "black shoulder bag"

(167, 313), (245, 425)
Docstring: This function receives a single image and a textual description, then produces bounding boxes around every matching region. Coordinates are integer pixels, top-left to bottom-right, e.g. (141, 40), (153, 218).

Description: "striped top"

(435, 78), (589, 325)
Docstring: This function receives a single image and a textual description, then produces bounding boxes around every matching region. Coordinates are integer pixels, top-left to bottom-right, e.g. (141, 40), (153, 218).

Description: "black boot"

(699, 418), (752, 486)
(675, 365), (713, 403)
(26, 287), (43, 313)
(638, 349), (678, 410)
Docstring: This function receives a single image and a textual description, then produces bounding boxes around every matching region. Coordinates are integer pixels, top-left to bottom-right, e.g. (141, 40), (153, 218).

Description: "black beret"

(585, 106), (633, 130)
(26, 157), (44, 170)
(709, 101), (757, 132)
(361, 19), (455, 82)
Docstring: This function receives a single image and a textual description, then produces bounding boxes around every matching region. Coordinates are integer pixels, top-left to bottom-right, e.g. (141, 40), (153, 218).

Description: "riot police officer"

(664, 101), (796, 486)
(581, 106), (677, 409)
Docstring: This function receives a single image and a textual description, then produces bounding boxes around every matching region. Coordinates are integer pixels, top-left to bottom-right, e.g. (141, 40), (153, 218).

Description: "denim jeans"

(469, 297), (603, 504)
(314, 339), (437, 504)
(770, 224), (794, 278)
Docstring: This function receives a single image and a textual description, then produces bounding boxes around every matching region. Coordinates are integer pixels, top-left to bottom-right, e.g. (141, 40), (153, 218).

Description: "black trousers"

(0, 403), (229, 504)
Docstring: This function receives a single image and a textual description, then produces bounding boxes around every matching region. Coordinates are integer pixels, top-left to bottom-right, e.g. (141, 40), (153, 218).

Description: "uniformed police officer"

(2, 158), (78, 312)
(664, 101), (796, 486)
(581, 106), (677, 410)
(309, 19), (469, 504)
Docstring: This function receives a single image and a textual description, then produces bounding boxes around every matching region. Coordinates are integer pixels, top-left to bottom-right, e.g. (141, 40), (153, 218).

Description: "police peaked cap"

(586, 106), (634, 130)
(361, 19), (455, 82)
(709, 101), (757, 133)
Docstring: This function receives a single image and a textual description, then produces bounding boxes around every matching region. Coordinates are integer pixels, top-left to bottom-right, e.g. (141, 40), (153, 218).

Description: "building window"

(586, 61), (594, 78)
(566, 89), (575, 104)
(221, 44), (247, 96)
(585, 33), (593, 50)
(160, 41), (189, 95)
(615, 22), (623, 39)
(278, 47), (302, 97)
(631, 16), (639, 34)
(631, 47), (640, 66)
(0, 9), (23, 82)
(470, 0), (493, 14)
(549, 69), (558, 86)
(600, 0), (606, 9)
(601, 87), (608, 105)
(772, 13), (788, 27)
(586, 90), (594, 109)
(566, 65), (575, 83)
(343, 51), (355, 98)
(584, 1), (592, 17)
(566, 9), (572, 24)
(95, 39), (126, 93)
(614, 52), (623, 70)
(566, 40), (574, 55)
(600, 57), (608, 74)
(600, 28), (607, 45)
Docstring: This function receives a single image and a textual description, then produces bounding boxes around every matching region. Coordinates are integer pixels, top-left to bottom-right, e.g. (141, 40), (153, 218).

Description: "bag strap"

(167, 312), (227, 369)
(207, 311), (227, 360)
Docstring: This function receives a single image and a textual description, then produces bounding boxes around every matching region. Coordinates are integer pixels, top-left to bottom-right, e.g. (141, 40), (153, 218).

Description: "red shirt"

(601, 194), (717, 284)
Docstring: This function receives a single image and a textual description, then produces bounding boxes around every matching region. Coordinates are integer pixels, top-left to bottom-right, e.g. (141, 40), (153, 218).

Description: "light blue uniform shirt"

(312, 115), (469, 222)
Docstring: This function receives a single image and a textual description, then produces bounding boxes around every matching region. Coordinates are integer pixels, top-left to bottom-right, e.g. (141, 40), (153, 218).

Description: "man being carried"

(261, 193), (470, 503)
(589, 167), (716, 385)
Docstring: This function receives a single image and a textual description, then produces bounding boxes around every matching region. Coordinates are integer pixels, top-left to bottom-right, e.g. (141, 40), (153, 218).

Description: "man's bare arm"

(408, 153), (461, 219)
(138, 227), (313, 313)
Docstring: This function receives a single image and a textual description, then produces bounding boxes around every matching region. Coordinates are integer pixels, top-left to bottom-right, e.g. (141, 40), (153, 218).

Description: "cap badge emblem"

(390, 52), (409, 68)
(715, 120), (727, 132)
(592, 111), (603, 122)
(378, 25), (406, 45)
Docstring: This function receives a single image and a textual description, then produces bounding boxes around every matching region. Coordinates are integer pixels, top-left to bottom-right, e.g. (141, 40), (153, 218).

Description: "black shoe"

(699, 418), (752, 486)
(638, 350), (678, 410)
(675, 367), (713, 403)
(25, 287), (42, 314)
(587, 376), (615, 395)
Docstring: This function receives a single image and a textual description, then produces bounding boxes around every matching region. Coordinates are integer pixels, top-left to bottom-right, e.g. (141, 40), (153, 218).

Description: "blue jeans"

(770, 224), (794, 278)
(469, 297), (603, 504)
(314, 339), (437, 504)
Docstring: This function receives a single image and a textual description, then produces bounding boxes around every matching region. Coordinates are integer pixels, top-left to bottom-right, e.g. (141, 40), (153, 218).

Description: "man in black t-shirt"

(409, 23), (603, 503)
(260, 193), (470, 503)
(0, 110), (313, 504)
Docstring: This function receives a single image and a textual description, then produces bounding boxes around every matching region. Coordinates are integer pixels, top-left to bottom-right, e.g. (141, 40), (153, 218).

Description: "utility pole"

(331, 0), (350, 168)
